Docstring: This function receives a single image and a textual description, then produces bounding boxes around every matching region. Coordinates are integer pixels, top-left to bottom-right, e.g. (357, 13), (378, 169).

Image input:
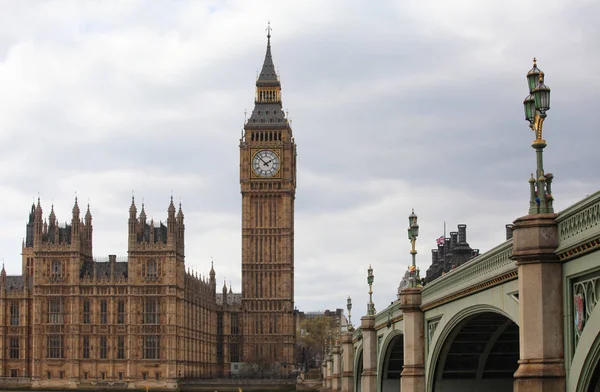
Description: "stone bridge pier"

(512, 213), (565, 391)
(399, 287), (425, 392)
(341, 331), (354, 392)
(333, 341), (341, 391)
(361, 315), (377, 392)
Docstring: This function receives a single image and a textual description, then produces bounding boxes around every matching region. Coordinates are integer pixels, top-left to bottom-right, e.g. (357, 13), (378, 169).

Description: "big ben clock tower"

(240, 26), (297, 366)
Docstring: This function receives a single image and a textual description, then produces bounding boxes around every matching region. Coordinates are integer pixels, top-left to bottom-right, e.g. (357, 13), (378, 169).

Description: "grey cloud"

(0, 0), (598, 314)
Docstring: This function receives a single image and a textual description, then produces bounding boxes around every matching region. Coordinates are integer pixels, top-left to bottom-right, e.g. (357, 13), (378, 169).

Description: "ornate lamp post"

(523, 58), (553, 214)
(346, 295), (353, 330)
(367, 265), (375, 315)
(407, 209), (420, 287)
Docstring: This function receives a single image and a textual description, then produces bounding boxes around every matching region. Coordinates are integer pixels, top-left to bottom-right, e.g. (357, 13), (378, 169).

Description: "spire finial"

(533, 57), (537, 67)
(266, 20), (272, 40)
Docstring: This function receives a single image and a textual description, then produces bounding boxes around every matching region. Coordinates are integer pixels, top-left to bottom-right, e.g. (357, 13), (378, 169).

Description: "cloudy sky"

(0, 0), (598, 316)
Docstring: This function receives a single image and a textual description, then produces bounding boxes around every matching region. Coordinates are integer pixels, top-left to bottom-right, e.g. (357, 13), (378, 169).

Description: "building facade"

(0, 32), (295, 389)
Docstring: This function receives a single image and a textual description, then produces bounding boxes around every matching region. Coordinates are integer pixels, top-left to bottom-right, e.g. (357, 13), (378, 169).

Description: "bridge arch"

(355, 344), (364, 392)
(569, 293), (600, 392)
(427, 305), (519, 392)
(377, 329), (404, 392)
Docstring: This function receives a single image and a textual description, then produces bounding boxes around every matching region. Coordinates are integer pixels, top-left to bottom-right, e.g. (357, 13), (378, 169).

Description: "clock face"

(252, 150), (280, 178)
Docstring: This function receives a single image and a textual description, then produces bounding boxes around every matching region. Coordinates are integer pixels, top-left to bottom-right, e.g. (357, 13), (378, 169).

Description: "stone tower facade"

(239, 29), (297, 366)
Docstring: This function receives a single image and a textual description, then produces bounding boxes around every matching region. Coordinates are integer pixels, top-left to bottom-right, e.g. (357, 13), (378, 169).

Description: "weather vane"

(266, 21), (272, 38)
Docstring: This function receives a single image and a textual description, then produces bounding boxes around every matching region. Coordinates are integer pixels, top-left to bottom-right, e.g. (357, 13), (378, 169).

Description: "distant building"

(424, 224), (480, 283)
(296, 308), (349, 334)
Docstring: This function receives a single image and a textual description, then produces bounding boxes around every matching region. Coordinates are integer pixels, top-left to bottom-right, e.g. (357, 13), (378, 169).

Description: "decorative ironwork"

(573, 274), (600, 347)
(558, 199), (600, 242)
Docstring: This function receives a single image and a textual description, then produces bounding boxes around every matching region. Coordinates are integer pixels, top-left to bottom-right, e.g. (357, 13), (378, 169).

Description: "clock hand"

(259, 156), (269, 165)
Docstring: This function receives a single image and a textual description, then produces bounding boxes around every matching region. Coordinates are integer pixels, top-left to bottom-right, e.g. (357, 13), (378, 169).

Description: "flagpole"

(443, 221), (446, 270)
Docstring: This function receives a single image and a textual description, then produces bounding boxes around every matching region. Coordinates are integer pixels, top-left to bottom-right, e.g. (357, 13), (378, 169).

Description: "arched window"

(82, 299), (90, 324)
(147, 260), (157, 279)
(143, 297), (159, 324)
(100, 299), (108, 324)
(51, 260), (62, 280)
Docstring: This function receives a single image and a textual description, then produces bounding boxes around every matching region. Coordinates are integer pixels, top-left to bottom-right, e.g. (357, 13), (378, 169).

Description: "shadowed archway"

(380, 333), (404, 392)
(433, 311), (519, 392)
(355, 346), (363, 392)
(588, 362), (600, 392)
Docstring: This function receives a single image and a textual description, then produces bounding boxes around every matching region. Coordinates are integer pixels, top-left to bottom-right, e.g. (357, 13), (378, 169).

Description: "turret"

(167, 196), (176, 246)
(177, 203), (185, 253)
(139, 203), (147, 228)
(34, 198), (43, 248)
(48, 204), (58, 243)
(222, 280), (228, 304)
(71, 197), (80, 234)
(1, 264), (5, 287)
(85, 204), (92, 226)
(209, 261), (217, 297)
(84, 204), (93, 252)
(128, 197), (137, 246)
(71, 197), (81, 249)
(25, 203), (35, 248)
(49, 204), (56, 227)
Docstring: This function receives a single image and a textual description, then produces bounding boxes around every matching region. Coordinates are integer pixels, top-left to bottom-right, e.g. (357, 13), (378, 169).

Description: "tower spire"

(246, 24), (289, 128)
(257, 21), (278, 85)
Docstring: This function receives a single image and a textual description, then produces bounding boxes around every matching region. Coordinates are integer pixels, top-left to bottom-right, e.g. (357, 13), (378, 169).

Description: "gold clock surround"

(250, 148), (282, 179)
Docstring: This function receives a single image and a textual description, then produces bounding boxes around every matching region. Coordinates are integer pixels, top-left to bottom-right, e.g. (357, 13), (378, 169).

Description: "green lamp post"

(523, 58), (553, 214)
(347, 295), (353, 330)
(367, 265), (375, 315)
(407, 209), (420, 287)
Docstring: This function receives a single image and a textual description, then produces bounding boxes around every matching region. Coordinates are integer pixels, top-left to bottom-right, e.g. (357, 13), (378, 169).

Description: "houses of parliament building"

(0, 30), (297, 389)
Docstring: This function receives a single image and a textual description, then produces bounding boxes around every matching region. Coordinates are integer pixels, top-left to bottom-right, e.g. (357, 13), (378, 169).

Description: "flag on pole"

(436, 236), (445, 246)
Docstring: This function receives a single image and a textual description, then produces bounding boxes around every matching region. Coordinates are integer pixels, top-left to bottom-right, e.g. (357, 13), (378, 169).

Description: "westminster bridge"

(321, 190), (600, 392)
